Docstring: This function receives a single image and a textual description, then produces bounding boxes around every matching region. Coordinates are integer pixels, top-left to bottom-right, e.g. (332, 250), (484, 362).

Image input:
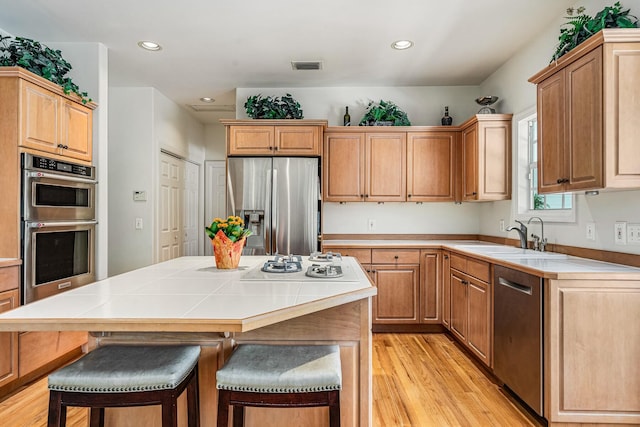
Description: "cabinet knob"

(274, 146), (279, 151)
(472, 192), (477, 196)
(444, 255), (449, 260)
(394, 255), (399, 259)
(556, 178), (569, 184)
(407, 194), (412, 198)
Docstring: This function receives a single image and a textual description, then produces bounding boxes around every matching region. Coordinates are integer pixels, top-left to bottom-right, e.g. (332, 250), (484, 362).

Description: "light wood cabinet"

(529, 29), (640, 193)
(370, 249), (420, 324)
(20, 78), (93, 162)
(419, 250), (441, 323)
(0, 265), (19, 389)
(460, 115), (512, 201)
(323, 131), (406, 202)
(441, 251), (451, 329)
(449, 253), (491, 366)
(407, 132), (457, 202)
(221, 120), (326, 156)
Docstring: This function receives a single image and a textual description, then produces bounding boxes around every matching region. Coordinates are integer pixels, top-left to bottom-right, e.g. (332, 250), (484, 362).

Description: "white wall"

(108, 87), (206, 275)
(236, 86), (482, 127)
(205, 122), (227, 160)
(479, 0), (640, 255)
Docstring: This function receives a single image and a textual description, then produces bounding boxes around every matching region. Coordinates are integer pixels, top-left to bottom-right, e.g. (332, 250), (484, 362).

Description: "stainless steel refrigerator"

(226, 157), (320, 256)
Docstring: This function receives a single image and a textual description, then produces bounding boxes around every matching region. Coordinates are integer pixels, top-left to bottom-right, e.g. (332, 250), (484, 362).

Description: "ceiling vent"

(291, 61), (323, 71)
(188, 104), (236, 112)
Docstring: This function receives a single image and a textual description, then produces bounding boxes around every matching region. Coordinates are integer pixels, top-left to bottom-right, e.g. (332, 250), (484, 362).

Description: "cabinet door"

(274, 126), (320, 155)
(450, 270), (467, 341)
(323, 132), (365, 202)
(441, 252), (451, 329)
(372, 264), (419, 324)
(365, 132), (406, 202)
(565, 47), (603, 191)
(228, 125), (274, 155)
(20, 80), (60, 152)
(420, 250), (441, 323)
(60, 100), (92, 162)
(407, 132), (456, 202)
(477, 120), (511, 200)
(0, 289), (19, 388)
(466, 277), (491, 365)
(537, 70), (567, 193)
(461, 125), (478, 200)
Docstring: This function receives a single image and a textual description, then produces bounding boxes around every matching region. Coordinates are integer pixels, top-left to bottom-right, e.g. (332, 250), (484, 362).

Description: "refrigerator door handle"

(265, 168), (272, 255)
(271, 168), (278, 254)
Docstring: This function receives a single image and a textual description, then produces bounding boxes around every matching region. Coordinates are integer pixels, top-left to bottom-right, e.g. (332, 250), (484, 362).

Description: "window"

(514, 107), (575, 222)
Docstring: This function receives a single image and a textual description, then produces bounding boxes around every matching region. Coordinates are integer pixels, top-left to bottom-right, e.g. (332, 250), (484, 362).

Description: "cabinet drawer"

(450, 253), (490, 283)
(19, 331), (87, 376)
(338, 248), (372, 265)
(372, 249), (420, 264)
(0, 266), (19, 293)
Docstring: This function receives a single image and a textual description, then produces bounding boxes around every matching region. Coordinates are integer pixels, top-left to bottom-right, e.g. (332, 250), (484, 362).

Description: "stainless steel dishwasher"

(493, 265), (543, 417)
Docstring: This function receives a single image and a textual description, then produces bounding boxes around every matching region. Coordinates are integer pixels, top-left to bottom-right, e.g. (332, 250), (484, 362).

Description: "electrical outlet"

(614, 222), (627, 245)
(627, 223), (640, 244)
(368, 219), (376, 231)
(585, 223), (596, 241)
(499, 219), (505, 232)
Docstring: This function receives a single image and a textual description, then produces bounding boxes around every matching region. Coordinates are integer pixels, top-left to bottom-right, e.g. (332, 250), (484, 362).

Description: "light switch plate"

(614, 222), (627, 245)
(133, 190), (147, 201)
(586, 223), (596, 241)
(627, 223), (640, 244)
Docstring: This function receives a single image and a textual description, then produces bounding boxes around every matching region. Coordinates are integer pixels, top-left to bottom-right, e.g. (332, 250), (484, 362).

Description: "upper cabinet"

(323, 130), (406, 202)
(0, 68), (95, 164)
(460, 115), (512, 201)
(529, 29), (640, 193)
(221, 119), (327, 156)
(407, 131), (457, 202)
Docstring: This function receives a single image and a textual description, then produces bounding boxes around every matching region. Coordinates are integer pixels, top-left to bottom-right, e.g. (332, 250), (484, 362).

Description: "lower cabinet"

(420, 250), (441, 323)
(0, 288), (19, 388)
(449, 253), (492, 367)
(441, 251), (452, 329)
(372, 264), (419, 323)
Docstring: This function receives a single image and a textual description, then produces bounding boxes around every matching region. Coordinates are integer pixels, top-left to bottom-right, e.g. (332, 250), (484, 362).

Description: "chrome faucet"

(506, 220), (528, 249)
(527, 216), (547, 252)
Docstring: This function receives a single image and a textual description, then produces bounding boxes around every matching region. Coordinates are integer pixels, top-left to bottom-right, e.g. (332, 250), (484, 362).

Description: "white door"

(204, 160), (227, 256)
(159, 152), (183, 261)
(183, 161), (200, 256)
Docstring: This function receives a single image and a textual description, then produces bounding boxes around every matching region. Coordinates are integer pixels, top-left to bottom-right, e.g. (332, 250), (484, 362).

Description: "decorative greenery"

(533, 193), (549, 210)
(0, 35), (92, 104)
(358, 100), (411, 126)
(205, 216), (252, 243)
(244, 93), (303, 119)
(551, 2), (638, 62)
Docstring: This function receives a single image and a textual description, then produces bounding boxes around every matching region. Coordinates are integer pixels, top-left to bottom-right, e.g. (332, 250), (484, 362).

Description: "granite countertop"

(323, 240), (640, 279)
(0, 256), (376, 333)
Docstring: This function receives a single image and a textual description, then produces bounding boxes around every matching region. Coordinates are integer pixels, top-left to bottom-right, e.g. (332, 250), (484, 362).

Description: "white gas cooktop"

(241, 256), (360, 282)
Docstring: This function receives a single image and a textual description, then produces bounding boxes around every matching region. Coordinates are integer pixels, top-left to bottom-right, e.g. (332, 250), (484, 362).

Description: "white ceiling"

(0, 0), (574, 124)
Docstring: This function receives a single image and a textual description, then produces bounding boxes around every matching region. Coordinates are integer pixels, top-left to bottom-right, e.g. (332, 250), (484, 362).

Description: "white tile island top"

(0, 256), (376, 333)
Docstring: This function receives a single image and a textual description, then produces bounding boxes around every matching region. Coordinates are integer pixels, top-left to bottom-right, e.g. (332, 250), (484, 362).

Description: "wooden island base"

(91, 299), (372, 427)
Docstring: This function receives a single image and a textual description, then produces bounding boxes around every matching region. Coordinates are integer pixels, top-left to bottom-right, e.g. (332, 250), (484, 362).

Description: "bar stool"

(216, 344), (342, 427)
(47, 345), (201, 427)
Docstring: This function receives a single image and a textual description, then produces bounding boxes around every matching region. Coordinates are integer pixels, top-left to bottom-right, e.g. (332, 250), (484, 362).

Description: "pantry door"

(158, 152), (183, 261)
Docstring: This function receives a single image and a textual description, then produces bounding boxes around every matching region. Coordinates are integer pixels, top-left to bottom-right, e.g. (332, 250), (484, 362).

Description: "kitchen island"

(0, 256), (377, 426)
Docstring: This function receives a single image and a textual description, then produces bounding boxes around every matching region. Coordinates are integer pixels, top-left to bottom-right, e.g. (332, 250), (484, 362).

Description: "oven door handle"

(26, 170), (97, 184)
(26, 220), (98, 229)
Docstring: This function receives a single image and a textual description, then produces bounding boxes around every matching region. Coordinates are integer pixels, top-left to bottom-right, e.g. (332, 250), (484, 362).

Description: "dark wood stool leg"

(329, 391), (341, 427)
(232, 405), (244, 427)
(217, 389), (230, 427)
(187, 366), (200, 427)
(47, 391), (64, 427)
(161, 394), (179, 427)
(89, 408), (105, 427)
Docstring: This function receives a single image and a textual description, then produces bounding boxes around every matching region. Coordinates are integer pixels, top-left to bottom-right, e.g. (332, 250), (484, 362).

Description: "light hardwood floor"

(0, 333), (540, 426)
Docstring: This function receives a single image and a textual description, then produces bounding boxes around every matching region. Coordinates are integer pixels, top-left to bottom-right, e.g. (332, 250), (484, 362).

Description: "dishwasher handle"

(498, 277), (533, 295)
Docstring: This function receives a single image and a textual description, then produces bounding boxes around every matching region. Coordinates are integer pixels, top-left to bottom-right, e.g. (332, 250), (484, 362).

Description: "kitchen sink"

(456, 245), (568, 259)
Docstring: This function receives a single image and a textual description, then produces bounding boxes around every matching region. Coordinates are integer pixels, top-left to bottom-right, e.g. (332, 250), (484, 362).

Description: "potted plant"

(244, 93), (304, 119)
(358, 100), (411, 126)
(551, 2), (638, 62)
(205, 216), (252, 269)
(0, 35), (92, 103)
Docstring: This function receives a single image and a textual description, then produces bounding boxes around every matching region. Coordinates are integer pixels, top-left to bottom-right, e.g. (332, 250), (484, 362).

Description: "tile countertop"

(0, 256), (376, 333)
(323, 240), (640, 280)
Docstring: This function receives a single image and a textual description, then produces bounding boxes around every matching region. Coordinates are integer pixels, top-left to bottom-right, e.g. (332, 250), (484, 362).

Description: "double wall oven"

(21, 154), (97, 304)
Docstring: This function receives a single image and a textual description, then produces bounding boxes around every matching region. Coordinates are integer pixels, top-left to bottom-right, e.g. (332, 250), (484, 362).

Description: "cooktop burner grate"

(305, 264), (344, 278)
(309, 252), (342, 262)
(261, 254), (303, 273)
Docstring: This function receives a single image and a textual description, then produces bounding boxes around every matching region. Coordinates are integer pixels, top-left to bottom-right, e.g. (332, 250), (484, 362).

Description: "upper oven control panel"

(23, 154), (95, 180)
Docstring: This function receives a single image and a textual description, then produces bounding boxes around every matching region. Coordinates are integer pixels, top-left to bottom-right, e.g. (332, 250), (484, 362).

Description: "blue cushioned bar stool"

(216, 344), (342, 427)
(47, 345), (201, 427)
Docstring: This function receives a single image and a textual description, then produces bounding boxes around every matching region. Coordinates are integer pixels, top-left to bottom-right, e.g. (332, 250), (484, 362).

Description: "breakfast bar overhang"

(0, 256), (377, 426)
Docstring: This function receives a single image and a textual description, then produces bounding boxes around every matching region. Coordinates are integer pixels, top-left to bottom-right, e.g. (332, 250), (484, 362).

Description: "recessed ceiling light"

(138, 41), (162, 51)
(199, 97), (215, 103)
(391, 40), (414, 50)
